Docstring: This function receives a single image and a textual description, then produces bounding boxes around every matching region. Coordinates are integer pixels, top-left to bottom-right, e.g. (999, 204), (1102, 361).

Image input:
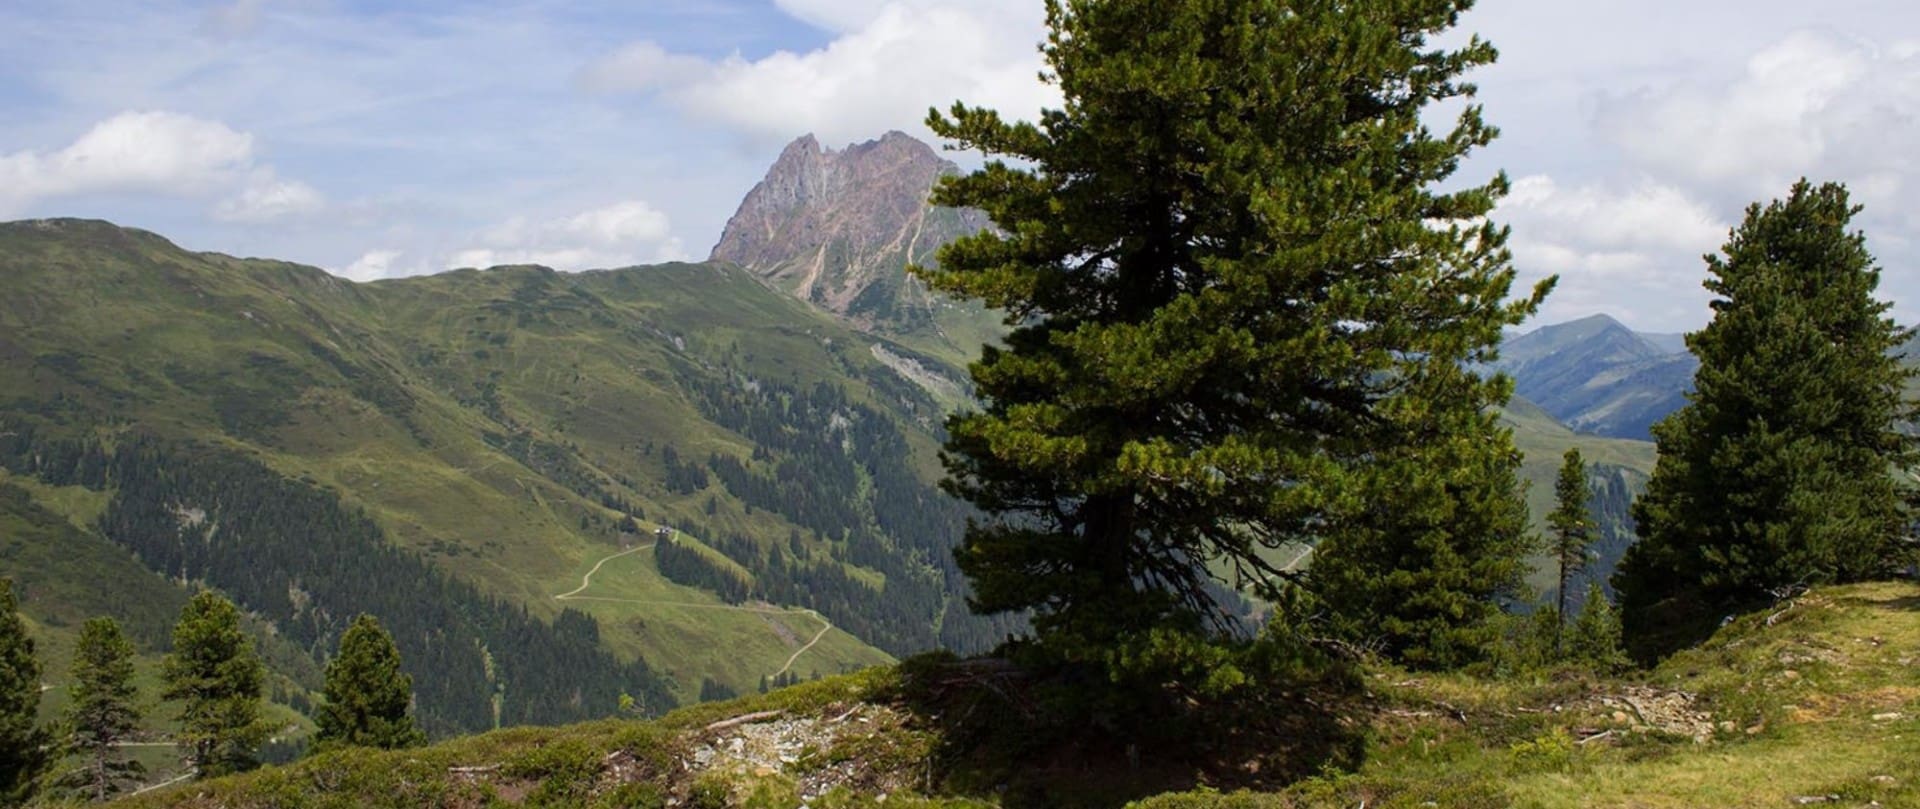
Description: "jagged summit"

(710, 132), (991, 339)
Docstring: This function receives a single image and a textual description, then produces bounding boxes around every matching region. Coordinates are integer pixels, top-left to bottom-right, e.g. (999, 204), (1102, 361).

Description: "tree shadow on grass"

(879, 653), (1367, 809)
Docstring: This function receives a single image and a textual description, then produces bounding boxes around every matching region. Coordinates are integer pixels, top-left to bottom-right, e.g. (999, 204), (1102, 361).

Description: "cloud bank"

(0, 110), (323, 223)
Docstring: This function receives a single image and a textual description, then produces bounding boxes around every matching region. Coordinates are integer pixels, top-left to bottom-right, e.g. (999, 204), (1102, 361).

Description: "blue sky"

(3, 0), (1918, 332)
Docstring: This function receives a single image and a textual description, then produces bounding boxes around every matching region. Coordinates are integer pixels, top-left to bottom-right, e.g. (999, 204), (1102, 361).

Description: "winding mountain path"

(555, 544), (835, 679)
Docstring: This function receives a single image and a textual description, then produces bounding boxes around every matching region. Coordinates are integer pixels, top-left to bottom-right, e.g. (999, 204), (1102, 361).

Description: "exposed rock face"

(710, 132), (991, 334)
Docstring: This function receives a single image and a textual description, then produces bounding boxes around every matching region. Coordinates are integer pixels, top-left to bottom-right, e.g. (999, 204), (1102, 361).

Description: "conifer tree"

(161, 591), (267, 778)
(1617, 180), (1919, 657)
(1567, 582), (1627, 672)
(314, 615), (424, 752)
(0, 579), (52, 806)
(1548, 448), (1595, 647)
(919, 0), (1545, 665)
(61, 618), (144, 802)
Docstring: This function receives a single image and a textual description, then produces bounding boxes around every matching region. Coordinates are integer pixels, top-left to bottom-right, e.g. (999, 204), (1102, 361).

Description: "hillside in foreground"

(99, 580), (1920, 808)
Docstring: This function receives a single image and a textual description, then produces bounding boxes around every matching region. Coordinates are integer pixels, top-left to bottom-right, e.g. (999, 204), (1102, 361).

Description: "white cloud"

(0, 111), (252, 214)
(449, 200), (687, 272)
(581, 1), (1056, 148)
(1496, 176), (1730, 329)
(1597, 30), (1920, 200)
(0, 110), (325, 223)
(574, 42), (712, 94)
(1583, 28), (1920, 328)
(771, 0), (894, 33)
(1501, 175), (1728, 256)
(557, 200), (672, 244)
(213, 169), (325, 223)
(340, 248), (403, 282)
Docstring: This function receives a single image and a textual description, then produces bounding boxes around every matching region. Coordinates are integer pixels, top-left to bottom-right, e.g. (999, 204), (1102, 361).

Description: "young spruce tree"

(162, 591), (267, 778)
(1548, 448), (1594, 648)
(919, 0), (1545, 667)
(0, 579), (52, 806)
(1568, 582), (1627, 672)
(314, 615), (424, 752)
(1616, 181), (1919, 658)
(62, 618), (144, 802)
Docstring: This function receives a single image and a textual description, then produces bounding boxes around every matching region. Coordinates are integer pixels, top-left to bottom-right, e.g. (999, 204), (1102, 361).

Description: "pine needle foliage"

(314, 614), (425, 752)
(161, 591), (267, 778)
(0, 579), (52, 807)
(1567, 583), (1627, 673)
(917, 0), (1546, 665)
(1617, 180), (1920, 658)
(60, 617), (145, 803)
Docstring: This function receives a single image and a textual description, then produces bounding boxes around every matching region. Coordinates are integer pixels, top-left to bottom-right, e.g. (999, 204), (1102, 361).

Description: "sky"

(3, 0), (1918, 332)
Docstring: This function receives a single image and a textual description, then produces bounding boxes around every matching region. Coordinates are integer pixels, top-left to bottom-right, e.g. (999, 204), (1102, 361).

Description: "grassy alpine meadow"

(74, 581), (1920, 808)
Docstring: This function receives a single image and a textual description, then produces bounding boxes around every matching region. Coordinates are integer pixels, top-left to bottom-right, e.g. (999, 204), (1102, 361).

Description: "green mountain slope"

(1501, 395), (1655, 595)
(0, 219), (1013, 729)
(1, 472), (321, 778)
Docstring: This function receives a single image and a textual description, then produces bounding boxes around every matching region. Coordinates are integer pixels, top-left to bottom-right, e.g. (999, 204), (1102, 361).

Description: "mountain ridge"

(1495, 313), (1696, 440)
(710, 132), (998, 367)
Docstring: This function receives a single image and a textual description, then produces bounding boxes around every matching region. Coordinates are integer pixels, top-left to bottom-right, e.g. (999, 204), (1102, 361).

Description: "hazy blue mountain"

(1495, 314), (1697, 441)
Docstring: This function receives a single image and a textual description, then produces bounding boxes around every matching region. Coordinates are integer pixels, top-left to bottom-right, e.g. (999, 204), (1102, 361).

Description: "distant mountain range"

(1495, 314), (1697, 441)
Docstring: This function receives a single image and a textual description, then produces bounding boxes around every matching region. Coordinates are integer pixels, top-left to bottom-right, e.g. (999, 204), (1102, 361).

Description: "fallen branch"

(447, 765), (500, 775)
(130, 770), (196, 796)
(704, 709), (785, 733)
(1766, 583), (1810, 626)
(1577, 729), (1614, 746)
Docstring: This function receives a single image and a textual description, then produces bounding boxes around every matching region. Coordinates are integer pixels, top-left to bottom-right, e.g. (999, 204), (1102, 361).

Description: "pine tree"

(313, 615), (424, 752)
(161, 591), (267, 778)
(1548, 448), (1594, 648)
(1567, 583), (1627, 672)
(919, 0), (1546, 665)
(61, 618), (144, 802)
(0, 579), (52, 806)
(1616, 181), (1919, 657)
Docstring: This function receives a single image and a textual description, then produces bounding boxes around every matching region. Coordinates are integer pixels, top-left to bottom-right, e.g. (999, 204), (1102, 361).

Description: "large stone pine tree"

(919, 0), (1545, 664)
(1617, 180), (1919, 658)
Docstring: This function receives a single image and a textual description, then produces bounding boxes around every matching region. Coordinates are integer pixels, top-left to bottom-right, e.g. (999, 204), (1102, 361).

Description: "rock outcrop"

(710, 132), (991, 336)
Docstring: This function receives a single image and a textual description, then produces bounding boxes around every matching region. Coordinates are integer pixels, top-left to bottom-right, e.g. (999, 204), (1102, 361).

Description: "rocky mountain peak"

(709, 132), (990, 337)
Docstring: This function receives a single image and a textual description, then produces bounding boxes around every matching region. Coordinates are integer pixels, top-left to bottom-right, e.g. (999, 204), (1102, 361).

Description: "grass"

(90, 579), (1920, 809)
(552, 545), (893, 700)
(1144, 580), (1920, 809)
